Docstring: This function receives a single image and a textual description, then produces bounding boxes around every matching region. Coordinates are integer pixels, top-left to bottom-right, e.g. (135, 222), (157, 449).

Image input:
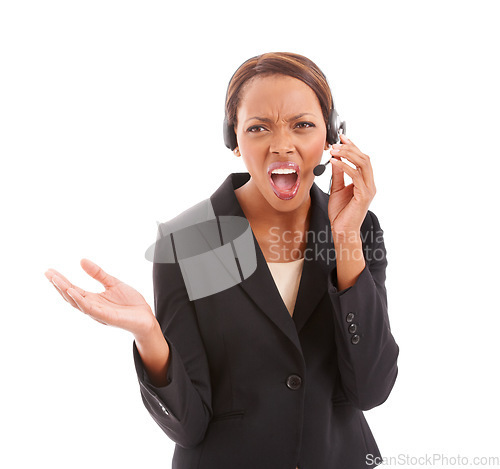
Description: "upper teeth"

(271, 168), (297, 174)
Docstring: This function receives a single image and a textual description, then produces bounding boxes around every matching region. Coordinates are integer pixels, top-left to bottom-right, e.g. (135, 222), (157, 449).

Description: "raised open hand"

(45, 258), (155, 338)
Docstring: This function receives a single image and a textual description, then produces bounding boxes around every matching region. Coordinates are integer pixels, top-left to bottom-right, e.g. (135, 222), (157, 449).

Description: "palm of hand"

(45, 258), (153, 336)
(84, 282), (151, 330)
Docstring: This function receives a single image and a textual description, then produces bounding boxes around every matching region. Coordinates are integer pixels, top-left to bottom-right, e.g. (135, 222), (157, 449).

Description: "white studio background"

(1, 1), (498, 468)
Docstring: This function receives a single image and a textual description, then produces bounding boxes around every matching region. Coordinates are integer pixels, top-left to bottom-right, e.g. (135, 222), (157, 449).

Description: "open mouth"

(267, 162), (300, 200)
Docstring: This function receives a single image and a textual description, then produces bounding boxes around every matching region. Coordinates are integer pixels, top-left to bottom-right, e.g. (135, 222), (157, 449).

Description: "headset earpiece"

(326, 108), (347, 145)
(223, 116), (238, 151)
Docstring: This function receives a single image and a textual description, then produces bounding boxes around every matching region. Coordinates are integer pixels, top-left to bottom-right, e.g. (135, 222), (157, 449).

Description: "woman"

(45, 52), (399, 469)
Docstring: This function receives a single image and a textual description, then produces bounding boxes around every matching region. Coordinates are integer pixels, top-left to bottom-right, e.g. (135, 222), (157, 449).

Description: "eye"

(296, 122), (315, 129)
(247, 125), (267, 133)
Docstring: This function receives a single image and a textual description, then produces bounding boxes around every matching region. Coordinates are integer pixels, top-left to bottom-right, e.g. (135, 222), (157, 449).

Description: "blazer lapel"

(291, 183), (337, 334)
(210, 173), (337, 354)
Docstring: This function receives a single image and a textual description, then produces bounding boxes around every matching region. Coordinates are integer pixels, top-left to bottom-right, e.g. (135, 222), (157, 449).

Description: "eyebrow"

(245, 113), (317, 124)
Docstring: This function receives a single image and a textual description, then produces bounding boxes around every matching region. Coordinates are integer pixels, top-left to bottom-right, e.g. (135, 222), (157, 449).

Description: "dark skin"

(236, 194), (312, 263)
(232, 74), (329, 262)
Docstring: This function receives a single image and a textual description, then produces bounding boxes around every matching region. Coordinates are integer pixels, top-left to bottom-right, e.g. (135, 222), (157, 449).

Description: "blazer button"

(348, 323), (357, 334)
(351, 334), (360, 345)
(286, 374), (302, 390)
(346, 312), (355, 323)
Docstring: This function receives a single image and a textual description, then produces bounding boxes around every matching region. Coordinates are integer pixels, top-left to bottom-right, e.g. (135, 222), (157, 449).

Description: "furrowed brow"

(245, 113), (316, 124)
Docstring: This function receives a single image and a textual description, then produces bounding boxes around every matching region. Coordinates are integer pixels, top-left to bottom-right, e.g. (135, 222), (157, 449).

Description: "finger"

(49, 281), (78, 307)
(66, 287), (107, 324)
(333, 136), (376, 193)
(330, 155), (346, 193)
(67, 288), (108, 326)
(45, 269), (87, 297)
(50, 276), (80, 309)
(330, 148), (376, 190)
(330, 149), (364, 171)
(330, 158), (367, 190)
(92, 318), (108, 326)
(80, 258), (120, 289)
(333, 136), (363, 159)
(66, 290), (108, 326)
(330, 143), (369, 164)
(339, 132), (359, 150)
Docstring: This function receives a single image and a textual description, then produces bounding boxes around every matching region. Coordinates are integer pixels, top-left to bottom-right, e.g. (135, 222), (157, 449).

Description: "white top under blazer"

(266, 256), (305, 317)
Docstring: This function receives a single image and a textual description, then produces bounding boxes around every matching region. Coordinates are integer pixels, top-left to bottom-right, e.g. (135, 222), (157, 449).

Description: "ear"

(233, 147), (241, 156)
(324, 141), (331, 151)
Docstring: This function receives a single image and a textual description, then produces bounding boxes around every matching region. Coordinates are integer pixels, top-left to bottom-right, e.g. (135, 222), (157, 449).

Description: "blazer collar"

(209, 173), (337, 353)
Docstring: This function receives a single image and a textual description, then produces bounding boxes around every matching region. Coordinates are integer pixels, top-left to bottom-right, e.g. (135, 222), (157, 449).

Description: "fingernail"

(331, 149), (340, 153)
(341, 134), (350, 142)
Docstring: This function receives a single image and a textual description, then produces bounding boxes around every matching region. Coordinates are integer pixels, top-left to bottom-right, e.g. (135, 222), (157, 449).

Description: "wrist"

(134, 311), (159, 343)
(331, 227), (362, 245)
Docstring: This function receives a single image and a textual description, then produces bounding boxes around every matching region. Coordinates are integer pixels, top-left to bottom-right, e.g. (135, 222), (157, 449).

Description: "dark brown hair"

(224, 52), (334, 131)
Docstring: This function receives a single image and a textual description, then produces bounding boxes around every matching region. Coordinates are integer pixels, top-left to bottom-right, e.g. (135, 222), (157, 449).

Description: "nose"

(269, 127), (295, 155)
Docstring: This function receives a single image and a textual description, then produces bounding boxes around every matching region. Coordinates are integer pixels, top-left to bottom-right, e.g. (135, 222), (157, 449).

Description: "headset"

(223, 107), (346, 151)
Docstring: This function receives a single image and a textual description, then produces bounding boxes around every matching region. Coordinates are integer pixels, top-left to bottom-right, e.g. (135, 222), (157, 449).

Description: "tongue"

(272, 173), (297, 190)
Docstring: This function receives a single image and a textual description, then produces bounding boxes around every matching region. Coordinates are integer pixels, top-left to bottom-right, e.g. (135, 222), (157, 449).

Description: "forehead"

(237, 74), (321, 116)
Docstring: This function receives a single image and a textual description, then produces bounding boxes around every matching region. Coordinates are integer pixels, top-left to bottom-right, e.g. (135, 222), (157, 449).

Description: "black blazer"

(133, 172), (399, 469)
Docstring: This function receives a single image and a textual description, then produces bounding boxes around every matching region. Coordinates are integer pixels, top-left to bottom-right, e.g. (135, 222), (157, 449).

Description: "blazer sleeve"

(132, 231), (213, 448)
(327, 210), (399, 411)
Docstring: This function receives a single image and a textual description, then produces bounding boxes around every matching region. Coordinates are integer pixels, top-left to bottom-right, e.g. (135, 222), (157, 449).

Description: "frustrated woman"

(45, 52), (399, 469)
